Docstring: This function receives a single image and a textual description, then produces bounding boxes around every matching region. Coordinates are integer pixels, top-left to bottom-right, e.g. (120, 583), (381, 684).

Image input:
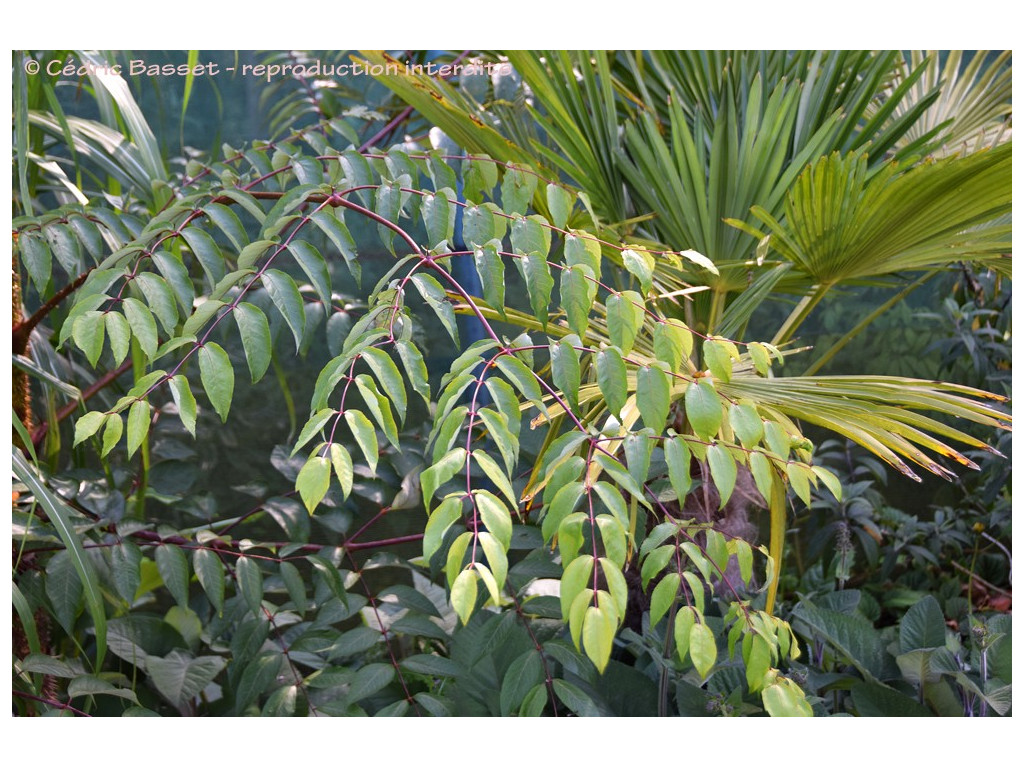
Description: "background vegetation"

(12, 49), (1011, 717)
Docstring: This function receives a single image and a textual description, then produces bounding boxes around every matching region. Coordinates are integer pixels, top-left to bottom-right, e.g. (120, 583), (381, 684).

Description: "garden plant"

(11, 49), (1011, 717)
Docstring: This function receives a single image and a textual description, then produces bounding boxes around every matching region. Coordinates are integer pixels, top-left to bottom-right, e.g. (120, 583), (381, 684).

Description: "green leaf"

(596, 347), (627, 417)
(543, 482), (585, 542)
(561, 264), (597, 338)
(550, 339), (581, 414)
(707, 443), (738, 508)
(546, 184), (574, 229)
(564, 231), (601, 275)
(395, 339), (431, 405)
(745, 633), (773, 692)
(374, 180), (401, 254)
(606, 291), (644, 355)
(180, 226), (225, 285)
(261, 267), (306, 350)
(67, 675), (139, 704)
(500, 650), (546, 716)
(899, 594), (947, 652)
(279, 561), (308, 614)
(193, 548), (225, 614)
(472, 450), (518, 510)
(313, 209), (362, 283)
(288, 240), (332, 307)
(361, 347), (408, 425)
(637, 363), (671, 432)
(729, 403), (764, 449)
(122, 297), (159, 360)
(674, 609), (699, 666)
(763, 420), (791, 460)
(761, 676), (814, 717)
(73, 310), (106, 367)
(100, 413), (123, 457)
(703, 338), (737, 383)
(748, 451), (775, 503)
(812, 466), (843, 502)
(522, 252), (554, 330)
(44, 222), (81, 275)
(330, 443), (354, 500)
(582, 602), (616, 673)
(110, 540), (142, 605)
(104, 311), (131, 365)
(410, 273), (459, 345)
(473, 241), (506, 319)
(689, 621), (717, 679)
(463, 205), (494, 249)
(134, 273), (179, 335)
(306, 554), (347, 605)
(181, 298), (225, 339)
(421, 190), (455, 248)
(748, 342), (772, 377)
(19, 232), (52, 292)
(665, 436), (693, 500)
(297, 452), (331, 514)
(451, 568), (478, 626)
(475, 491), (512, 549)
(649, 572), (680, 628)
(501, 164), (538, 216)
(654, 320), (694, 371)
(424, 495), (464, 561)
(155, 544), (190, 608)
(623, 431), (654, 487)
(198, 342), (234, 423)
(622, 247), (655, 295)
(232, 302), (273, 383)
(355, 374), (400, 449)
(685, 377), (722, 440)
(511, 214), (552, 258)
(592, 481), (630, 533)
(168, 375), (198, 437)
(73, 410), (108, 447)
(494, 354), (543, 411)
(236, 556), (264, 615)
(422, 447), (467, 510)
(147, 650), (226, 709)
(202, 201), (248, 251)
(45, 550), (83, 633)
(235, 652), (282, 713)
(344, 410), (379, 473)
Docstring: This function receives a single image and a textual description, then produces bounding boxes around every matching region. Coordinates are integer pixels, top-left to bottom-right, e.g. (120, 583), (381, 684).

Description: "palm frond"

(722, 375), (1010, 482)
(743, 143), (1011, 285)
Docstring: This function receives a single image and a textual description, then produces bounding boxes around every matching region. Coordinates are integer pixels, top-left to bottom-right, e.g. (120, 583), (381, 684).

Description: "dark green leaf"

(707, 443), (738, 508)
(685, 378), (722, 440)
(72, 310), (106, 367)
(232, 302), (273, 383)
(473, 241), (506, 319)
(147, 650), (226, 708)
(155, 544), (190, 608)
(596, 347), (627, 417)
(168, 375), (197, 437)
(180, 226), (225, 285)
(198, 342), (234, 423)
(637, 363), (671, 431)
(236, 556), (264, 615)
(288, 240), (332, 307)
(122, 298), (158, 360)
(550, 339), (581, 414)
(262, 269), (306, 351)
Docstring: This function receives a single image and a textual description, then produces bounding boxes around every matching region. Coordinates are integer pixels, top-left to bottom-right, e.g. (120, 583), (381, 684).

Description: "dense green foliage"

(12, 50), (1011, 717)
